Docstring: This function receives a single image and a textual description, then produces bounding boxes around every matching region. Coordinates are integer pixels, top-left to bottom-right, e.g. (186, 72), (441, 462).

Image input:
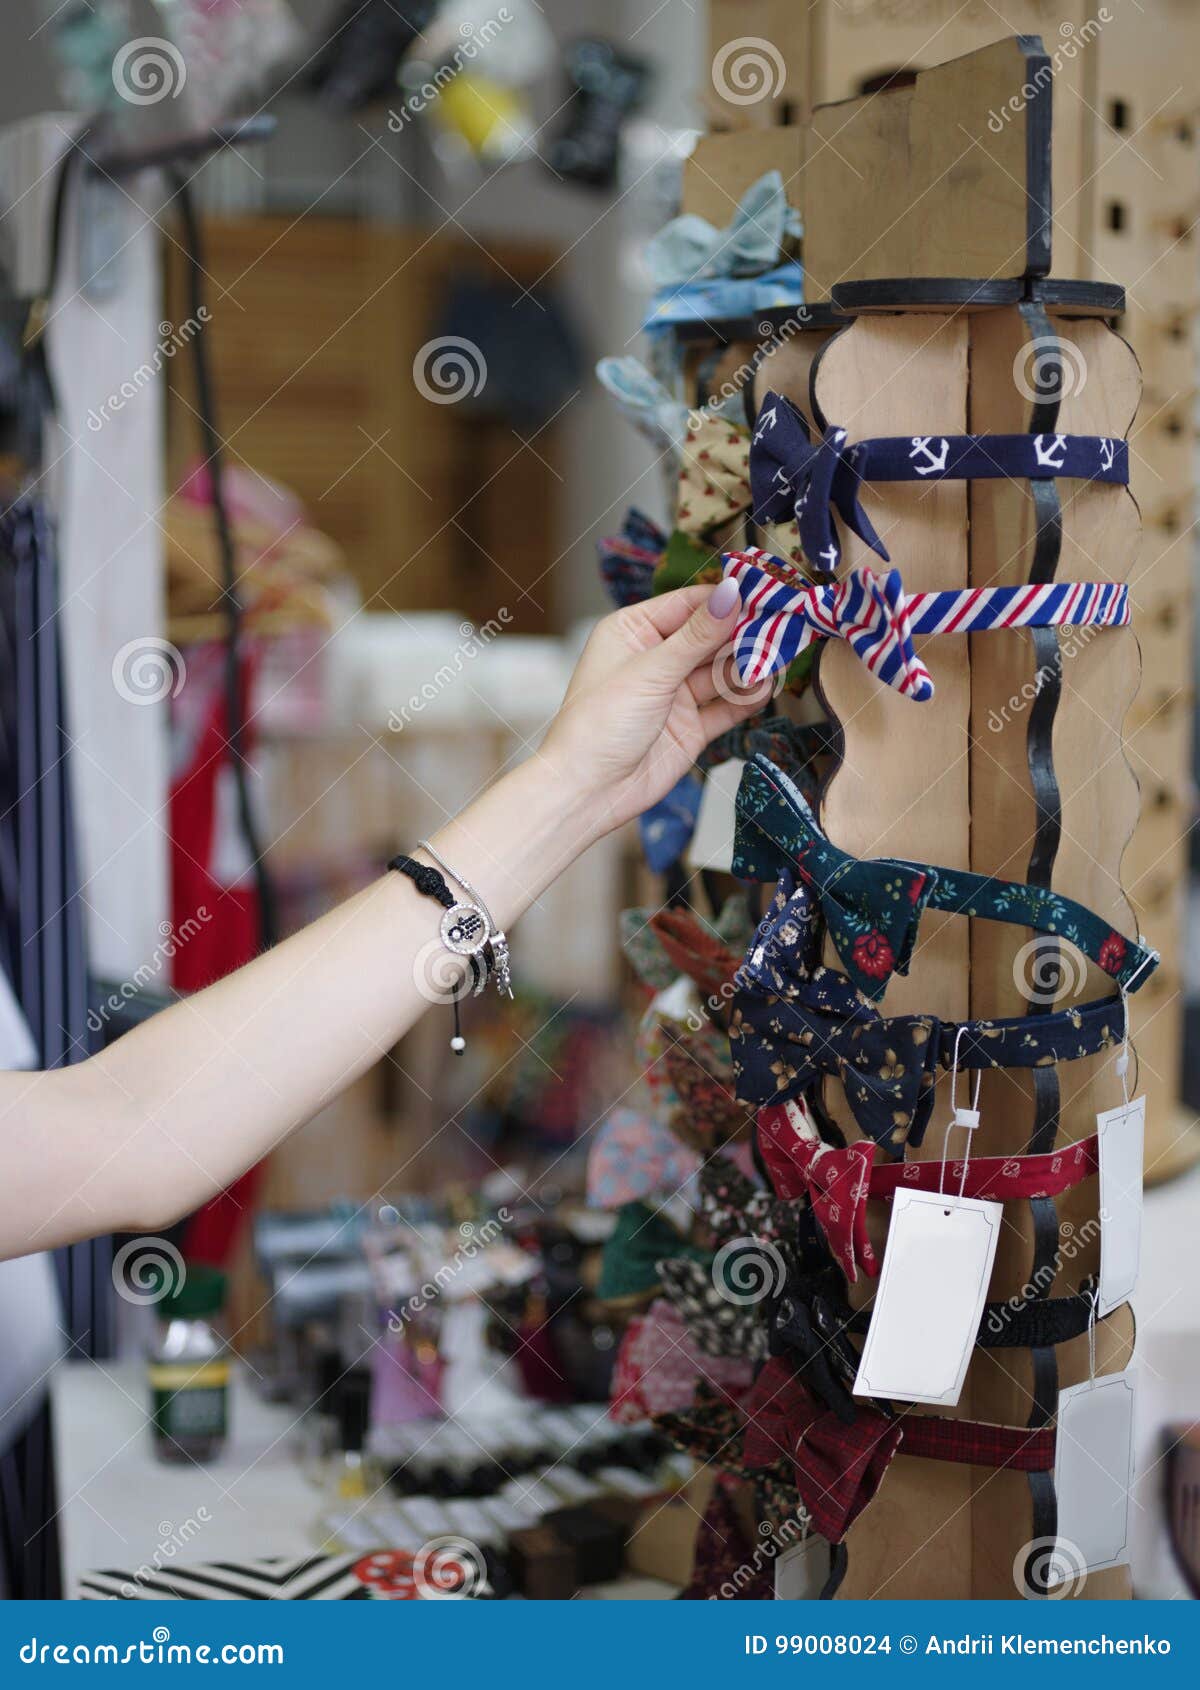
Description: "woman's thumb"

(649, 577), (742, 688)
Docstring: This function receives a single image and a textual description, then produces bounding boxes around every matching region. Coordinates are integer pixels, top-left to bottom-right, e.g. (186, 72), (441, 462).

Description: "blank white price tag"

(853, 1189), (1001, 1406)
(1096, 1095), (1144, 1317)
(686, 757), (744, 873)
(774, 1534), (828, 1600)
(1055, 1370), (1135, 1572)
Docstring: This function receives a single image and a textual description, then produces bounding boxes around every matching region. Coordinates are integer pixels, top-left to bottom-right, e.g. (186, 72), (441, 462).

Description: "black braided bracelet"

(390, 853), (455, 908)
(388, 853), (488, 1052)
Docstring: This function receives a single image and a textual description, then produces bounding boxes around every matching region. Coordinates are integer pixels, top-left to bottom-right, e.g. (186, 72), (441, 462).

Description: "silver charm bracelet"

(417, 840), (513, 998)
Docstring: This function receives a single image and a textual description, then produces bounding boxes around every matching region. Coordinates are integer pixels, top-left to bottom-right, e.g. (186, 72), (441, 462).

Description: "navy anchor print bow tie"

(750, 390), (1130, 573)
(732, 753), (1157, 1003)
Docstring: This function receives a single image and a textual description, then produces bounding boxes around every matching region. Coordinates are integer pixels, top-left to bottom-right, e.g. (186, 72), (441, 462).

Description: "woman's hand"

(541, 578), (771, 846)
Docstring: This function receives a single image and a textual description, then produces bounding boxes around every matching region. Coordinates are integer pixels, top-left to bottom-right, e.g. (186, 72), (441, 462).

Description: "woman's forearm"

(4, 754), (599, 1259)
(0, 581), (758, 1263)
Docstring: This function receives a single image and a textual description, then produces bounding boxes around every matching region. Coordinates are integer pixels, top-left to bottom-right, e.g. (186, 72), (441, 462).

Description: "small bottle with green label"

(148, 1265), (229, 1464)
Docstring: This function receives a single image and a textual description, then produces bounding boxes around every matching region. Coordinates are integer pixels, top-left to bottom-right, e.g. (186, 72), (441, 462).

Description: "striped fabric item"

(723, 549), (1131, 694)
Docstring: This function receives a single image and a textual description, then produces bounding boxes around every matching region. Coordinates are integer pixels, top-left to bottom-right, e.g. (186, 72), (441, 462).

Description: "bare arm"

(0, 580), (763, 1260)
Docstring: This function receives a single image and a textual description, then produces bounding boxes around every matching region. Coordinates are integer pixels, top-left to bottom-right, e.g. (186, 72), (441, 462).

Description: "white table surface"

(50, 1360), (321, 1596)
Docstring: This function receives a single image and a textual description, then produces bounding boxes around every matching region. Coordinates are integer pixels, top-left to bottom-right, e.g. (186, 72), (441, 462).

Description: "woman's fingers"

(695, 684), (775, 745)
(638, 578), (742, 692)
(623, 583), (715, 642)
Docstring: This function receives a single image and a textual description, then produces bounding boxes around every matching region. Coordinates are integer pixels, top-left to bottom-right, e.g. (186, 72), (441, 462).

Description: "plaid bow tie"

(596, 508), (664, 607)
(741, 1362), (1057, 1542)
(749, 389), (1130, 572)
(723, 549), (934, 696)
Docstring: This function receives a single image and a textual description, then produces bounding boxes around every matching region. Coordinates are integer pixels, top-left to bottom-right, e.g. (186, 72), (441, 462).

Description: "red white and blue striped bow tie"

(722, 549), (1131, 697)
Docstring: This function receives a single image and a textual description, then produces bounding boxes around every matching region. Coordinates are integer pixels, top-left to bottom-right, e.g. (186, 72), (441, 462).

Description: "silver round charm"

(440, 901), (490, 956)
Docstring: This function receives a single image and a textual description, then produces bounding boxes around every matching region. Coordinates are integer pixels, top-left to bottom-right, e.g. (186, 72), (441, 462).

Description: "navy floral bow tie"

(730, 874), (1128, 1158)
(733, 754), (1157, 1002)
(750, 390), (1130, 572)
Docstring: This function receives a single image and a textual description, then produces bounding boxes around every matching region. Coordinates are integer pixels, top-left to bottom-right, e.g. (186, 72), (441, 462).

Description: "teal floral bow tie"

(733, 754), (1157, 1003)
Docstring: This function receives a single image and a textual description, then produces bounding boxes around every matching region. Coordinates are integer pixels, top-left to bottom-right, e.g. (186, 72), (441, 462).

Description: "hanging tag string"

(1086, 1280), (1100, 1385)
(939, 1024), (982, 1201)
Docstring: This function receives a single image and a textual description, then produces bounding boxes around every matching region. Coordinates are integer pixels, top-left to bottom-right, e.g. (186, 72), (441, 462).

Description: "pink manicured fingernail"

(708, 577), (740, 619)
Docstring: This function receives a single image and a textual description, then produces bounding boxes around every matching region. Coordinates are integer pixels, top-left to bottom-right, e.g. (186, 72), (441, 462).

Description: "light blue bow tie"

(595, 356), (745, 452)
(644, 169), (802, 290)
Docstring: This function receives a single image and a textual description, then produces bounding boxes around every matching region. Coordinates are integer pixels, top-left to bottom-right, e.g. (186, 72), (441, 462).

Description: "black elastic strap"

(1016, 298), (1067, 1569)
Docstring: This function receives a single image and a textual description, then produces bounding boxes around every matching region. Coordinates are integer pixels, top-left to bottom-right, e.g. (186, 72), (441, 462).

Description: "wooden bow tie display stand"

(680, 35), (1164, 1599)
(702, 0), (1199, 1181)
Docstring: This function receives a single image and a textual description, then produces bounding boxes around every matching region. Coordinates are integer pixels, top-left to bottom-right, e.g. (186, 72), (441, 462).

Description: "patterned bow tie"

(757, 1099), (1104, 1281)
(696, 1157), (794, 1248)
(650, 901), (753, 1003)
(765, 1266), (862, 1425)
(730, 876), (1127, 1158)
(757, 1104), (879, 1282)
(621, 894), (752, 995)
(586, 1106), (700, 1212)
(657, 1256), (768, 1362)
(734, 754), (1158, 1002)
(723, 549), (933, 697)
(610, 1299), (754, 1424)
(596, 508), (664, 607)
(723, 547), (1131, 692)
(663, 1038), (755, 1154)
(596, 1201), (712, 1306)
(750, 390), (1130, 572)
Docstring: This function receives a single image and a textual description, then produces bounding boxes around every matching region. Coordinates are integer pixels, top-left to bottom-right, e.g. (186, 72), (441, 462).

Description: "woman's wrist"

(423, 749), (607, 938)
